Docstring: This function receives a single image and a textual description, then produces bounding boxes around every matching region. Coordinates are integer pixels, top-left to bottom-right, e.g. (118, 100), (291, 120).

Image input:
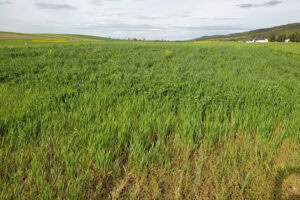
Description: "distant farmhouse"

(246, 39), (269, 43)
(246, 40), (255, 43)
(246, 38), (294, 43)
(256, 39), (269, 43)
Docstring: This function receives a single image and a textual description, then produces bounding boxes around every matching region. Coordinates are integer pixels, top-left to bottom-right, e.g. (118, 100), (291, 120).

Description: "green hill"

(0, 32), (113, 41)
(192, 23), (300, 41)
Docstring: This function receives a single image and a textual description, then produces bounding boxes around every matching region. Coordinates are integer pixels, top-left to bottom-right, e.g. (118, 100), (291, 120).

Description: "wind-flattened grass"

(0, 41), (299, 199)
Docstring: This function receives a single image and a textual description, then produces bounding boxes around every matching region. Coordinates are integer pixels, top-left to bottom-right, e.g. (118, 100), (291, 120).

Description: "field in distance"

(0, 32), (116, 47)
(0, 35), (299, 199)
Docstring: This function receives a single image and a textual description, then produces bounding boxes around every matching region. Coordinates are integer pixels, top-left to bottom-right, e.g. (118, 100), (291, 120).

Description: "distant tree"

(275, 35), (280, 42)
(269, 35), (276, 42)
(295, 32), (300, 42)
(283, 34), (287, 42)
(288, 33), (296, 42)
(277, 34), (287, 42)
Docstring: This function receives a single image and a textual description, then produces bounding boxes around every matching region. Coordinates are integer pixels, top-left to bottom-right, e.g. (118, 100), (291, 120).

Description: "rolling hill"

(0, 32), (113, 41)
(192, 23), (300, 41)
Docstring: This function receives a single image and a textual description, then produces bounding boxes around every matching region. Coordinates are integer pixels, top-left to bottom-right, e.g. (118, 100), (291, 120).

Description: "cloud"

(76, 23), (248, 33)
(75, 23), (166, 32)
(73, 23), (250, 41)
(90, 11), (164, 20)
(177, 11), (192, 18)
(134, 15), (163, 20)
(192, 17), (210, 20)
(91, 0), (102, 6)
(0, 1), (12, 5)
(170, 10), (193, 18)
(35, 3), (77, 10)
(214, 17), (239, 20)
(172, 25), (248, 31)
(91, 0), (121, 6)
(237, 1), (282, 8)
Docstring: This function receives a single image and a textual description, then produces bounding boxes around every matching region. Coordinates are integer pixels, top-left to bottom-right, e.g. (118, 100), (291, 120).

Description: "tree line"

(269, 32), (300, 42)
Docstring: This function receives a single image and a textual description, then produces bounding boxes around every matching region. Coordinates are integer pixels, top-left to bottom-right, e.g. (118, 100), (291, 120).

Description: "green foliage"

(193, 23), (300, 41)
(268, 32), (300, 42)
(0, 41), (299, 199)
(269, 35), (276, 42)
(289, 32), (300, 42)
(277, 34), (287, 42)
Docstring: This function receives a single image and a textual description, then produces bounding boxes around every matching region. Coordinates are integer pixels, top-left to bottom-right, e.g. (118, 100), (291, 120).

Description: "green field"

(0, 36), (300, 199)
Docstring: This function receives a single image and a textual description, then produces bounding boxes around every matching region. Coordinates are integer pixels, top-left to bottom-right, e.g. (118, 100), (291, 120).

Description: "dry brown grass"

(0, 33), (35, 39)
(97, 135), (300, 200)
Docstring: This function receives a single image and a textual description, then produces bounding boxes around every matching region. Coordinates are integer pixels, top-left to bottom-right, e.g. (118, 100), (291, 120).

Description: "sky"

(0, 0), (299, 40)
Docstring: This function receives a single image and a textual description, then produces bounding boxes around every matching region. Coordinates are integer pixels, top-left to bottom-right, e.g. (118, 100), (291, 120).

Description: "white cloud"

(35, 3), (77, 10)
(237, 1), (282, 8)
(0, 1), (12, 5)
(0, 0), (299, 40)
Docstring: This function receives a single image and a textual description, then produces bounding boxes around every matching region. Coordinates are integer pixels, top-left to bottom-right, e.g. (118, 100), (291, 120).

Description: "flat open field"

(0, 36), (299, 199)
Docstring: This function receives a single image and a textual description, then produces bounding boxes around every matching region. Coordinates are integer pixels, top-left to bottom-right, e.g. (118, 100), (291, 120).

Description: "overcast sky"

(0, 0), (299, 40)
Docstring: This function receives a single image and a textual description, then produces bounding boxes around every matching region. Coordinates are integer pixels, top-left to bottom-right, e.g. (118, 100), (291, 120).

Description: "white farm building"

(246, 39), (269, 43)
(255, 39), (269, 43)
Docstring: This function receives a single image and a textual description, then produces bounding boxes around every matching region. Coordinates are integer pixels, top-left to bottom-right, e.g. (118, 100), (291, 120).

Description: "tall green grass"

(0, 42), (299, 199)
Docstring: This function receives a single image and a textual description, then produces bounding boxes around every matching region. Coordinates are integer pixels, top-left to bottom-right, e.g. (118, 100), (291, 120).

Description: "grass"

(0, 38), (299, 199)
(0, 32), (117, 48)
